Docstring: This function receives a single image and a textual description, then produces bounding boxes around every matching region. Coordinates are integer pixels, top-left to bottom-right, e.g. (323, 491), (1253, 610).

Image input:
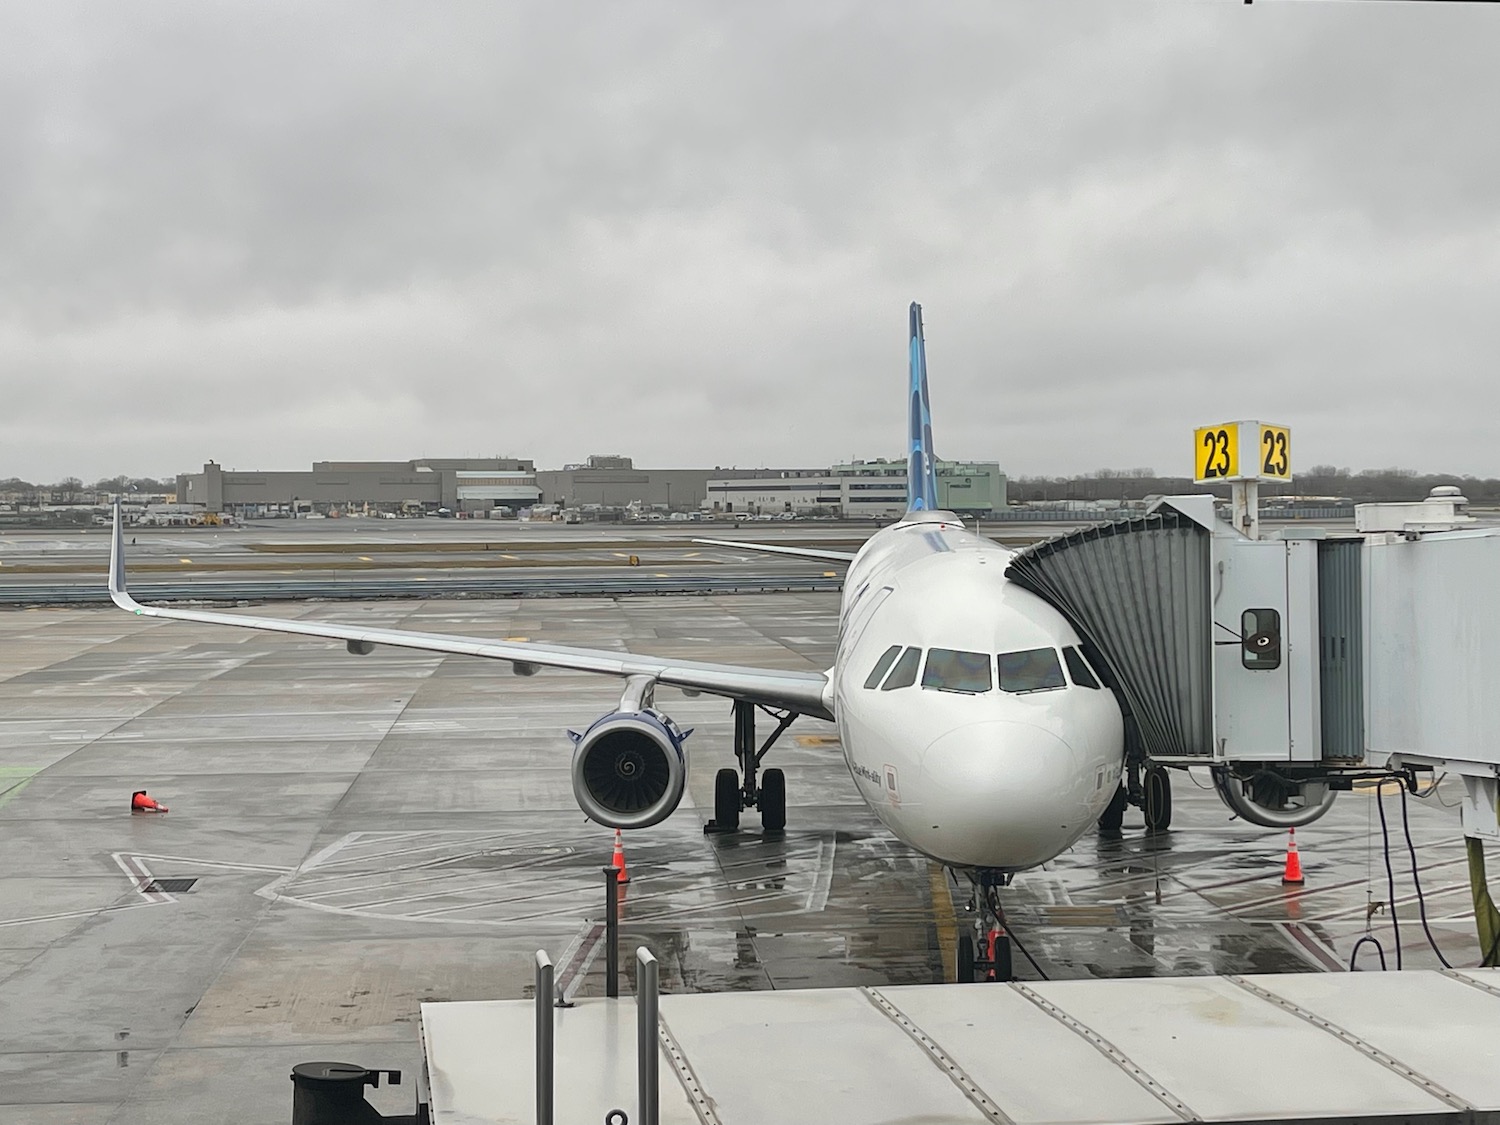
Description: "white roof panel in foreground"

(422, 968), (1500, 1125)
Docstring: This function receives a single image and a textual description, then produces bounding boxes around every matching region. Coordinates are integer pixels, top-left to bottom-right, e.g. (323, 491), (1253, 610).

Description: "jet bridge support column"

(1467, 841), (1500, 967)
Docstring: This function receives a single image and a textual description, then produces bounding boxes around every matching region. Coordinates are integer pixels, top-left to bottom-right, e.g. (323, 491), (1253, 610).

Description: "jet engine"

(569, 704), (691, 830)
(1211, 763), (1338, 829)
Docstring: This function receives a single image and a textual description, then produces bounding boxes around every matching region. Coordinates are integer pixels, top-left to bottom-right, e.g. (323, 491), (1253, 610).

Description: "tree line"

(1010, 466), (1500, 505)
(0, 475), (176, 495)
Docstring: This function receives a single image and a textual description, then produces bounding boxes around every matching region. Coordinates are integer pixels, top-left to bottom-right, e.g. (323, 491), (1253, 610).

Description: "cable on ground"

(1375, 782), (1402, 970)
(1398, 784), (1454, 969)
(992, 894), (1049, 981)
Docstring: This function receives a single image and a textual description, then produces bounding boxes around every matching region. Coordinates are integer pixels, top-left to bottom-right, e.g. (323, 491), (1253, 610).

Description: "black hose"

(992, 895), (1049, 981)
(1348, 934), (1388, 972)
(1375, 785), (1402, 970)
(1399, 785), (1453, 969)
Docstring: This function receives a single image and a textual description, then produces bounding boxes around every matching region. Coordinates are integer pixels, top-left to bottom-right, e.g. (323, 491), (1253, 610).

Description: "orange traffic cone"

(611, 828), (630, 884)
(131, 790), (168, 814)
(1281, 827), (1304, 885)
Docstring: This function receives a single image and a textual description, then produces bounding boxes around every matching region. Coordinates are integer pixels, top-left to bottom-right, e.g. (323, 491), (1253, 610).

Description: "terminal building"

(705, 459), (1007, 519)
(534, 456), (802, 513)
(176, 459), (540, 518)
(175, 454), (1006, 520)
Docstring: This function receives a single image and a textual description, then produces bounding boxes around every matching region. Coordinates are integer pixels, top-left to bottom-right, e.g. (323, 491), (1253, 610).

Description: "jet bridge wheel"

(714, 768), (741, 831)
(759, 767), (786, 832)
(1143, 767), (1173, 833)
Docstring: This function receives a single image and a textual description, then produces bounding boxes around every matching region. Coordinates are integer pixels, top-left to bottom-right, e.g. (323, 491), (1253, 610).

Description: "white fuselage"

(826, 512), (1124, 871)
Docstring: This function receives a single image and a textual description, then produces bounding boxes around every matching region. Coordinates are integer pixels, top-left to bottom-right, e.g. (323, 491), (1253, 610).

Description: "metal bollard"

(635, 948), (659, 1125)
(604, 866), (621, 998)
(535, 951), (554, 1125)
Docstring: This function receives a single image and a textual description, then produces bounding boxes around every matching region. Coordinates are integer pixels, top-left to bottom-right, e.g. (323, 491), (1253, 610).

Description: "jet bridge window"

(1062, 646), (1100, 689)
(863, 645), (903, 689)
(921, 648), (993, 694)
(880, 646), (923, 691)
(998, 648), (1066, 694)
(1241, 608), (1282, 670)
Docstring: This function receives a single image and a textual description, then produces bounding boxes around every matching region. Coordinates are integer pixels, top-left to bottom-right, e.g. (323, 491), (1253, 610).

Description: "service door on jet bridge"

(1213, 538), (1292, 761)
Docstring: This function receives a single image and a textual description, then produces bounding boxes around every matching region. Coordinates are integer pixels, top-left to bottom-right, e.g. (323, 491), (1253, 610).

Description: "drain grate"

(145, 877), (198, 894)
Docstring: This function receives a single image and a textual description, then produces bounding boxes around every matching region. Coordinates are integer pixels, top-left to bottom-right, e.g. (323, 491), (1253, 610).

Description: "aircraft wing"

(108, 507), (833, 720)
(693, 537), (857, 563)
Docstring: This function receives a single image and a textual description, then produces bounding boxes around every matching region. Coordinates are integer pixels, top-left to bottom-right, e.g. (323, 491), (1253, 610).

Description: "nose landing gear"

(955, 870), (1015, 983)
(706, 700), (795, 834)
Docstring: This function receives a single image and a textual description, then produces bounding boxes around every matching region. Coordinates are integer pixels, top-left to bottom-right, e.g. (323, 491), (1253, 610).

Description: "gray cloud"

(2, 1), (1498, 482)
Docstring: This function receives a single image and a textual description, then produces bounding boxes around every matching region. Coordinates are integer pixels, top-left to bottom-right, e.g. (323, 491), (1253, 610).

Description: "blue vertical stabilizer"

(906, 302), (940, 512)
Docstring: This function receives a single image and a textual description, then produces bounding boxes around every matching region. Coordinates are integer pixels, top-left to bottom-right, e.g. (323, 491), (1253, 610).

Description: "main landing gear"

(707, 700), (795, 834)
(955, 870), (1014, 983)
(1098, 761), (1173, 834)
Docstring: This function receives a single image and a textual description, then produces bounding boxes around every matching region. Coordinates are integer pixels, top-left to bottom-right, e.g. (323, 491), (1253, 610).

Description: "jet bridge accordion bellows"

(1006, 509), (1213, 759)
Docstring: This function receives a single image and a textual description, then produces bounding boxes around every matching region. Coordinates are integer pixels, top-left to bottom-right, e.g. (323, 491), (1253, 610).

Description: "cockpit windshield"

(863, 644), (903, 689)
(997, 648), (1066, 694)
(921, 648), (993, 694)
(1062, 645), (1100, 689)
(880, 646), (923, 690)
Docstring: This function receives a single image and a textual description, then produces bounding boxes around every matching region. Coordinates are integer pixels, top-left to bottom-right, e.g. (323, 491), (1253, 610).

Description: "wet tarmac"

(0, 593), (1491, 1124)
(0, 518), (1064, 597)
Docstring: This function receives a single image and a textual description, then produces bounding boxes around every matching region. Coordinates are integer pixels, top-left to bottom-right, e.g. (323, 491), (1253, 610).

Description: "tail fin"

(906, 302), (940, 512)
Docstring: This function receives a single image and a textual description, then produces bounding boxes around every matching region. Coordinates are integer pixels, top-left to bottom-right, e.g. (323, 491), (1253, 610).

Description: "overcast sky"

(2, 2), (1497, 483)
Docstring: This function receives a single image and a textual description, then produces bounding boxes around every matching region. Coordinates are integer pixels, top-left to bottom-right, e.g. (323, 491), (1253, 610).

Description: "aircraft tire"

(760, 768), (787, 832)
(714, 768), (741, 831)
(1098, 784), (1128, 832)
(1144, 767), (1173, 833)
(957, 934), (975, 983)
(991, 933), (1013, 982)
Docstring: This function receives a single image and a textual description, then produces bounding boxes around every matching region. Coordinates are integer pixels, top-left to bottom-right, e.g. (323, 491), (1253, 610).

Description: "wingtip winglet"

(108, 500), (141, 611)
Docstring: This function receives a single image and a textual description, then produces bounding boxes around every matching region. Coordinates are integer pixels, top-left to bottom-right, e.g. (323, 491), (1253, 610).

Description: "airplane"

(107, 303), (1126, 982)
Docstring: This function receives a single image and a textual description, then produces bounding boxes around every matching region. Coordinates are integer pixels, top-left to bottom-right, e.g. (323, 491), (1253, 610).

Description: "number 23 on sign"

(1193, 421), (1290, 483)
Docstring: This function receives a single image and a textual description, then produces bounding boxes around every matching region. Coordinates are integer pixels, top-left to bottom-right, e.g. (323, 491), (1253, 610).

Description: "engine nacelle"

(569, 708), (690, 830)
(1211, 764), (1338, 829)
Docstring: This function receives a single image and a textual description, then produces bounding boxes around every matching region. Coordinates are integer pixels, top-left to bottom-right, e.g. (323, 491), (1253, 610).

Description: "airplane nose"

(918, 720), (1095, 870)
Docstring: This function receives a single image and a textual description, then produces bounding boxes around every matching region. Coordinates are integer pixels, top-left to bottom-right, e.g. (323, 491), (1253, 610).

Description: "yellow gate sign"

(1193, 421), (1290, 483)
(1194, 423), (1240, 482)
(1256, 424), (1291, 481)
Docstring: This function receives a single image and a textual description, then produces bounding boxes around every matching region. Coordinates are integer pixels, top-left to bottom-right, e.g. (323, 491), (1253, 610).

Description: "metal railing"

(533, 943), (659, 1125)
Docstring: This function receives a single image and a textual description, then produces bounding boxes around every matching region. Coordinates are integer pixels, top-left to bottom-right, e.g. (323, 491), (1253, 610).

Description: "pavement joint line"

(403, 878), (795, 921)
(657, 1010), (722, 1125)
(1010, 981), (1200, 1122)
(556, 921), (607, 1000)
(1226, 974), (1470, 1111)
(1441, 968), (1500, 998)
(1307, 878), (1476, 923)
(0, 900), (161, 930)
(294, 862), (592, 911)
(1273, 921), (1346, 972)
(1221, 854), (1472, 916)
(860, 986), (1017, 1124)
(301, 830), (547, 870)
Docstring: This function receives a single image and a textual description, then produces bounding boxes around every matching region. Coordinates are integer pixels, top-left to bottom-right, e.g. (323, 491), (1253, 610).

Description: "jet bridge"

(1007, 489), (1500, 841)
(420, 961), (1500, 1125)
